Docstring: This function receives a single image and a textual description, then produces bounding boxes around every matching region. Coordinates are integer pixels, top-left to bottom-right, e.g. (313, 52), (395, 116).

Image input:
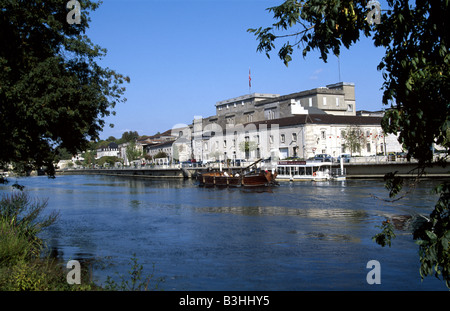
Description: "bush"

(0, 191), (59, 242)
(0, 191), (67, 290)
(0, 218), (32, 266)
(103, 253), (164, 291)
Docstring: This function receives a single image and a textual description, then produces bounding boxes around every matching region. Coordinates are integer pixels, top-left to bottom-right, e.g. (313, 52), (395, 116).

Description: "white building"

(188, 82), (403, 162)
(191, 114), (402, 162)
(96, 142), (120, 159)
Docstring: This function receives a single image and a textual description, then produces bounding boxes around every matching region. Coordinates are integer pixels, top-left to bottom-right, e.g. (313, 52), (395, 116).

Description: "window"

(323, 97), (327, 106)
(309, 98), (312, 107)
(269, 135), (274, 144)
(226, 116), (235, 124)
(223, 140), (227, 148)
(367, 143), (371, 152)
(292, 133), (297, 142)
(321, 130), (326, 139)
(281, 134), (285, 143)
(336, 97), (339, 107)
(347, 104), (353, 112)
(246, 113), (254, 122)
(265, 108), (276, 120)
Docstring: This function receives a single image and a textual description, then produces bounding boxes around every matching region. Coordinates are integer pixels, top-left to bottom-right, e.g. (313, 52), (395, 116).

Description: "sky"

(84, 0), (388, 140)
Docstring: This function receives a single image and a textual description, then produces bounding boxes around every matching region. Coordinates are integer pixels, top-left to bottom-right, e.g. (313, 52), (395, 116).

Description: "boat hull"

(198, 171), (277, 187)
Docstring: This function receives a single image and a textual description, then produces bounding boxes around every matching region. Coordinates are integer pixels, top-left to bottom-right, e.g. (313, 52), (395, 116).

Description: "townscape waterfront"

(58, 82), (419, 171)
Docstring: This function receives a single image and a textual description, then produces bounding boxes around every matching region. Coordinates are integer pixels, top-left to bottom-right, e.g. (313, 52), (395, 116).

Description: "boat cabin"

(276, 161), (333, 181)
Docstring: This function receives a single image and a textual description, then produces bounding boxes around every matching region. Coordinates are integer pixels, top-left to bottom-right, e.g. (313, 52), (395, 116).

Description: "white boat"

(275, 160), (346, 181)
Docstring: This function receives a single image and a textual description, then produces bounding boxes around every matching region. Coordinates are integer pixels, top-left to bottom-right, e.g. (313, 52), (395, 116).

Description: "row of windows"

(280, 133), (297, 143)
(217, 100), (249, 111)
(202, 133), (299, 151)
(319, 129), (381, 139)
(224, 110), (272, 124)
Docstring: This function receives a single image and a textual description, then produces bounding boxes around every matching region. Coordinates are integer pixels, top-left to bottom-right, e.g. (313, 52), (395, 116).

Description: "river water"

(1, 174), (448, 291)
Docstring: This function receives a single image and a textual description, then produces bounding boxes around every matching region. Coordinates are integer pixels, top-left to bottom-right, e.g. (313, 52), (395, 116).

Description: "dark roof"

(107, 142), (118, 149)
(147, 140), (174, 149)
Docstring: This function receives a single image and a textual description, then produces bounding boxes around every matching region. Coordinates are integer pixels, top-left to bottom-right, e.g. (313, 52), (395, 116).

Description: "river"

(1, 174), (448, 290)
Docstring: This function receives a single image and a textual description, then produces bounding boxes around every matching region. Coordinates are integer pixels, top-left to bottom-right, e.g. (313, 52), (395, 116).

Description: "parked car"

(337, 154), (351, 163)
(314, 154), (333, 162)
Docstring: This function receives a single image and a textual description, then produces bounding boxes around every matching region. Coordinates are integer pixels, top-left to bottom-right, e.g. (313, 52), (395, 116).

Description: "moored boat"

(197, 159), (277, 187)
(276, 160), (346, 181)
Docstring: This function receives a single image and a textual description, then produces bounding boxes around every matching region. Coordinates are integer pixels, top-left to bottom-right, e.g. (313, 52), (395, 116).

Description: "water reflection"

(196, 205), (368, 220)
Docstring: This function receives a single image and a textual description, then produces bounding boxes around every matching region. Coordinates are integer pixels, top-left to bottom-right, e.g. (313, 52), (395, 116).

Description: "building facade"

(96, 142), (120, 159)
(185, 82), (402, 163)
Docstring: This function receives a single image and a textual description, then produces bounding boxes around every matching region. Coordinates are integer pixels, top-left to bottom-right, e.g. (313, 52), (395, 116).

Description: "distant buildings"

(96, 142), (120, 159)
(85, 81), (403, 166)
(182, 82), (403, 163)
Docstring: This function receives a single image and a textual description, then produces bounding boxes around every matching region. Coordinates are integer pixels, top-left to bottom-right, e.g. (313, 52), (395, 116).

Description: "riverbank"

(55, 161), (450, 180)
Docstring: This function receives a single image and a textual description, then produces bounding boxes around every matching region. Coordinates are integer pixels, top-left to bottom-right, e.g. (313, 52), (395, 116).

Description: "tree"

(121, 131), (140, 143)
(0, 0), (129, 177)
(342, 126), (366, 156)
(96, 156), (121, 167)
(249, 0), (449, 287)
(82, 150), (96, 167)
(154, 151), (168, 159)
(239, 141), (258, 159)
(125, 141), (142, 164)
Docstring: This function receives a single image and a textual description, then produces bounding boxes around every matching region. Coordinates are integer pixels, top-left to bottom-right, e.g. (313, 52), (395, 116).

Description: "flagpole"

(248, 67), (252, 94)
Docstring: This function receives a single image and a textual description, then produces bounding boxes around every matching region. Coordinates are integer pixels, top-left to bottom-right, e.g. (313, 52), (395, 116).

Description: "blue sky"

(85, 0), (387, 140)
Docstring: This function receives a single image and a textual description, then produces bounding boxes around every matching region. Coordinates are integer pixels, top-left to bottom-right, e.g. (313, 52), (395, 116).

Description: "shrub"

(0, 191), (59, 246)
(0, 219), (32, 266)
(103, 253), (164, 291)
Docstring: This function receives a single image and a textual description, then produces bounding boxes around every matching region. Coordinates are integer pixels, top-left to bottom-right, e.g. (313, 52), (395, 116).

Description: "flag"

(249, 68), (251, 88)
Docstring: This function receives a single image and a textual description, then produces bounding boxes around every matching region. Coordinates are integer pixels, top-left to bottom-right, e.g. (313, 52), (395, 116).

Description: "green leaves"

(248, 0), (372, 66)
(383, 171), (403, 198)
(0, 0), (129, 175)
(413, 182), (450, 288)
(372, 219), (396, 247)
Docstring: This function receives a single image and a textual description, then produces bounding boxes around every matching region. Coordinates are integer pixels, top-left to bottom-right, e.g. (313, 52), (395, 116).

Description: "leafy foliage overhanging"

(0, 0), (129, 176)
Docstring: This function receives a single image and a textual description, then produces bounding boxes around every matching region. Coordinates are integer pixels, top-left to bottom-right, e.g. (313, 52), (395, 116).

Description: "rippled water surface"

(1, 174), (448, 290)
